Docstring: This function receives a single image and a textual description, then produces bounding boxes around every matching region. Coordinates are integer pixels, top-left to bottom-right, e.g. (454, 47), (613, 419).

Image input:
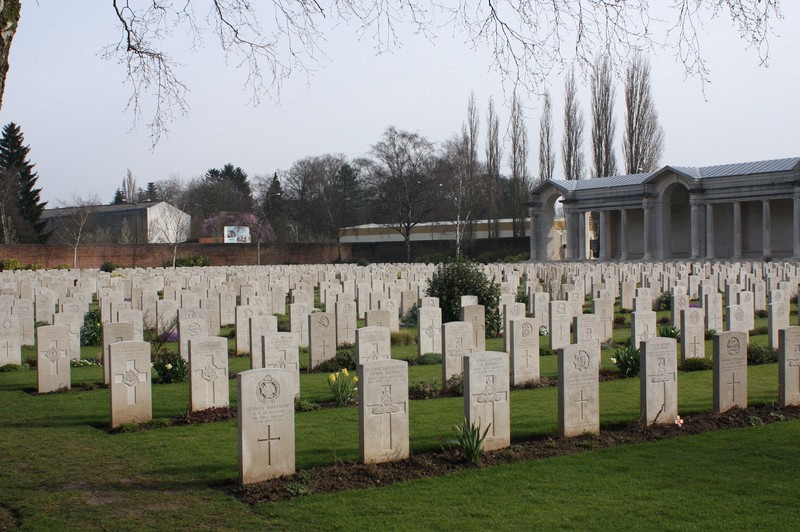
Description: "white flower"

(610, 358), (617, 364)
(165, 363), (173, 370)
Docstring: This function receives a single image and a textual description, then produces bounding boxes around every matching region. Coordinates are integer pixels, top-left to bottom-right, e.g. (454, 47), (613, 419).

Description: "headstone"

(12, 298), (34, 346)
(179, 317), (210, 361)
(52, 312), (81, 361)
(592, 297), (614, 342)
(358, 359), (409, 464)
(460, 305), (486, 352)
(573, 314), (600, 344)
(713, 331), (748, 413)
(531, 292), (550, 324)
(335, 300), (357, 346)
(289, 303), (310, 347)
(249, 315), (278, 369)
(0, 315), (21, 366)
(502, 302), (526, 351)
(102, 322), (135, 384)
(778, 326), (800, 407)
(509, 317), (540, 385)
(365, 309), (390, 329)
(379, 298), (400, 331)
(640, 337), (678, 425)
(725, 304), (749, 334)
(442, 321), (474, 385)
(417, 306), (442, 356)
(156, 299), (178, 336)
(36, 325), (71, 393)
(263, 332), (300, 398)
(308, 312), (336, 368)
(109, 340), (152, 428)
(558, 341), (600, 437)
(464, 351), (510, 451)
(768, 301), (790, 351)
(631, 310), (657, 345)
(237, 368), (295, 484)
(116, 309), (145, 341)
(189, 336), (229, 412)
(235, 305), (260, 355)
(356, 326), (391, 364)
(548, 300), (571, 351)
(680, 308), (705, 362)
(704, 292), (723, 332)
(461, 295), (479, 307)
(671, 293), (689, 329)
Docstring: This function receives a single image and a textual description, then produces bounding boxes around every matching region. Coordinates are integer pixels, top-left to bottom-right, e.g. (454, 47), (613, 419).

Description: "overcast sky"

(1, 2), (799, 205)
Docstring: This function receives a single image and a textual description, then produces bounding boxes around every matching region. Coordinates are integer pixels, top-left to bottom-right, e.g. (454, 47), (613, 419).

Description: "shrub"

(426, 258), (501, 337)
(165, 255), (212, 268)
(400, 303), (418, 327)
(99, 261), (116, 273)
(55, 263), (71, 270)
(681, 357), (713, 371)
(755, 309), (768, 319)
(749, 325), (768, 336)
(315, 344), (357, 372)
(152, 350), (189, 384)
(356, 258), (370, 267)
(447, 417), (491, 465)
(294, 397), (321, 412)
(657, 316), (670, 325)
(705, 329), (717, 340)
(611, 345), (641, 378)
(612, 316), (627, 329)
(747, 344), (778, 366)
(276, 314), (290, 332)
(80, 308), (103, 347)
(540, 348), (557, 357)
(443, 374), (464, 396)
(390, 330), (416, 346)
(417, 353), (442, 365)
(408, 380), (440, 400)
(658, 324), (681, 340)
(327, 368), (358, 407)
(656, 292), (672, 311)
(27, 262), (43, 271)
(0, 363), (26, 372)
(1, 258), (22, 271)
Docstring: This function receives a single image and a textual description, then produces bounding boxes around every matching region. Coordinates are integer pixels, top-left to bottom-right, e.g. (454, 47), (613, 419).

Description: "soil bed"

(236, 404), (800, 504)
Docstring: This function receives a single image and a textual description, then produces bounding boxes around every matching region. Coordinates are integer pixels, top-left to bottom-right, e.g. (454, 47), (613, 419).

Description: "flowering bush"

(152, 350), (188, 384)
(80, 309), (103, 347)
(539, 325), (549, 336)
(611, 345), (640, 378)
(327, 368), (358, 407)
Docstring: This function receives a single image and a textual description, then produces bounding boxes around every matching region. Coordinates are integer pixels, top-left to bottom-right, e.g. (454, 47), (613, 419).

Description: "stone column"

(578, 211), (587, 260)
(794, 190), (800, 258)
(705, 203), (715, 259)
(599, 211), (610, 260)
(643, 201), (654, 261)
(564, 209), (575, 261)
(690, 202), (701, 259)
(733, 201), (742, 259)
(762, 200), (771, 258)
(529, 209), (539, 261)
(620, 209), (628, 261)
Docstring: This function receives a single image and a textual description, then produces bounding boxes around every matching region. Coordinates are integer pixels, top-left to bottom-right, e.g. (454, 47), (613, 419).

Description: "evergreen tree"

(335, 163), (362, 229)
(0, 122), (48, 242)
(112, 188), (126, 204)
(145, 181), (157, 202)
(265, 173), (288, 242)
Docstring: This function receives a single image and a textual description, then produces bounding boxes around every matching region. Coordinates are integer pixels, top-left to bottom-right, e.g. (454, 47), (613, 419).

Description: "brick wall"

(0, 237), (528, 269)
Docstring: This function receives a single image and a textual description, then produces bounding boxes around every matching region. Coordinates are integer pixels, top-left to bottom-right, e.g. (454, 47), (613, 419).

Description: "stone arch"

(538, 191), (566, 260)
(661, 182), (691, 258)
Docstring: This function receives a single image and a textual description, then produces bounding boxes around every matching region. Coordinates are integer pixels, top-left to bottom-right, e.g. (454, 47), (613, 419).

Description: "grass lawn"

(0, 311), (797, 530)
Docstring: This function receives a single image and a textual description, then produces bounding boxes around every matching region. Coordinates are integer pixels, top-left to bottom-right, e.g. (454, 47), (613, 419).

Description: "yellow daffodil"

(328, 373), (336, 383)
(353, 376), (359, 383)
(342, 368), (349, 377)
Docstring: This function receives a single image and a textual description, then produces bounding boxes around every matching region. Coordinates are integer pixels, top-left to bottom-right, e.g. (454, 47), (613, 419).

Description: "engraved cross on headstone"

(367, 384), (406, 452)
(474, 375), (507, 436)
(195, 354), (222, 404)
(257, 425), (281, 466)
(575, 389), (590, 420)
(114, 359), (147, 404)
(0, 340), (13, 359)
(41, 339), (67, 376)
(649, 357), (676, 406)
(521, 349), (534, 369)
(728, 372), (741, 402)
(690, 336), (701, 357)
(447, 338), (467, 372)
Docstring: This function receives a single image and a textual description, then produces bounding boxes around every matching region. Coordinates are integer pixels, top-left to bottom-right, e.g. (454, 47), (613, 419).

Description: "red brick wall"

(0, 243), (350, 269)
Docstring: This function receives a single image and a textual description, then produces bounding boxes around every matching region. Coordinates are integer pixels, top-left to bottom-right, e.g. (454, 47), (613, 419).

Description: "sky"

(1, 2), (799, 206)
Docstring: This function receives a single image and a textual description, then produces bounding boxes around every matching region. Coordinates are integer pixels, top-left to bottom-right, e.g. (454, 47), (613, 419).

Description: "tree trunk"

(0, 1), (21, 111)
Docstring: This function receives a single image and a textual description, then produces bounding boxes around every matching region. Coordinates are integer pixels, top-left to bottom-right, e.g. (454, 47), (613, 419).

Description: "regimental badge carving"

(256, 375), (280, 404)
(318, 316), (330, 328)
(726, 337), (740, 356)
(188, 322), (201, 336)
(521, 323), (533, 338)
(573, 350), (590, 372)
(735, 308), (745, 321)
(689, 311), (700, 324)
(200, 363), (218, 382)
(121, 368), (141, 387)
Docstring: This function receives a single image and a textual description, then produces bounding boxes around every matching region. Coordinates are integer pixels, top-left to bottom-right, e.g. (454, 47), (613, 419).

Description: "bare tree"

(122, 169), (138, 203)
(53, 195), (101, 269)
(149, 201), (192, 268)
(591, 56), (618, 178)
(366, 126), (438, 262)
(439, 132), (478, 257)
(463, 92), (480, 241)
(623, 53), (665, 173)
(509, 92), (529, 237)
(0, 3), (781, 140)
(562, 69), (585, 181)
(485, 96), (501, 238)
(538, 91), (555, 184)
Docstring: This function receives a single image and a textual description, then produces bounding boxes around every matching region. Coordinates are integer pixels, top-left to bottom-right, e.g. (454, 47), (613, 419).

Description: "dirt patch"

(235, 404), (800, 504)
(0, 504), (20, 531)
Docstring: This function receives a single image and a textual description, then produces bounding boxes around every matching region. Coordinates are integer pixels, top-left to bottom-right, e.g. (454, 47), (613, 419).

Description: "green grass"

(0, 316), (795, 530)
